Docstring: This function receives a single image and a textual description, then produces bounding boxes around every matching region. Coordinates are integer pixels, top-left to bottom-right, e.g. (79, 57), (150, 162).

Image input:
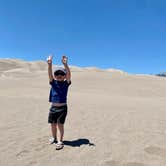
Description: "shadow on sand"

(63, 138), (95, 147)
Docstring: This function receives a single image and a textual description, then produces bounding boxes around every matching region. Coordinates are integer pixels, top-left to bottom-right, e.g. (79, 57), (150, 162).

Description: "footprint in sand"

(145, 146), (166, 158)
(30, 136), (49, 152)
(34, 143), (48, 152)
(122, 162), (148, 166)
(16, 150), (30, 157)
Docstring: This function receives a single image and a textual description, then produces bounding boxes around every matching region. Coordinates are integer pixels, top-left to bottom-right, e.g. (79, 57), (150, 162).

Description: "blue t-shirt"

(49, 79), (71, 103)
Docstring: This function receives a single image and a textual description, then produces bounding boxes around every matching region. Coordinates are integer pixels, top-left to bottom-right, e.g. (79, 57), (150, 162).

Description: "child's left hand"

(62, 55), (68, 65)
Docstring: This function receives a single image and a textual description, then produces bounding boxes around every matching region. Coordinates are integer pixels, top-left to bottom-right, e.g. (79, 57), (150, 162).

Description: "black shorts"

(48, 105), (67, 124)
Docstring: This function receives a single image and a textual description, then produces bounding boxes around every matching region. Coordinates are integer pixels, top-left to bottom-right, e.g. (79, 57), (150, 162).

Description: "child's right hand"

(47, 55), (53, 64)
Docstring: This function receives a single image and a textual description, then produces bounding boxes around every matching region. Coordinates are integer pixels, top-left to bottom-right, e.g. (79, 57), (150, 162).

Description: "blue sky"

(0, 0), (166, 74)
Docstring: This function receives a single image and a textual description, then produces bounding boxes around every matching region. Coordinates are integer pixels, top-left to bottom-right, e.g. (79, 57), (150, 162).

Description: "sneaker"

(49, 137), (58, 144)
(56, 141), (64, 150)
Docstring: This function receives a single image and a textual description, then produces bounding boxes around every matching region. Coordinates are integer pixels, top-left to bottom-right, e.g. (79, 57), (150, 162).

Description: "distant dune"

(0, 58), (127, 76)
(0, 59), (47, 72)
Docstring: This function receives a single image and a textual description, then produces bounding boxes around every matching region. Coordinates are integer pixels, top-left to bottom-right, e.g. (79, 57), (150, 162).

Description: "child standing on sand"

(47, 55), (71, 150)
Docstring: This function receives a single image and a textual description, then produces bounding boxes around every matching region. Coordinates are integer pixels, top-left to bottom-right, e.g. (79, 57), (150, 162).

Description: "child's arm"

(47, 55), (54, 82)
(62, 55), (71, 83)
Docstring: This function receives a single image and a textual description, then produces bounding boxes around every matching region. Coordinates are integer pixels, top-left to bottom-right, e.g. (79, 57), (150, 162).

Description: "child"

(47, 55), (71, 150)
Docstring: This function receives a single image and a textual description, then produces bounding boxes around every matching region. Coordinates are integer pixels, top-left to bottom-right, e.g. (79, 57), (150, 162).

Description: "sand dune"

(0, 59), (127, 74)
(0, 59), (166, 166)
(0, 59), (47, 73)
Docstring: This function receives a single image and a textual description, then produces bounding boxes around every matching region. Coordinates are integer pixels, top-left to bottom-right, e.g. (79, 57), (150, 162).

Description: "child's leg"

(57, 123), (64, 142)
(51, 123), (57, 139)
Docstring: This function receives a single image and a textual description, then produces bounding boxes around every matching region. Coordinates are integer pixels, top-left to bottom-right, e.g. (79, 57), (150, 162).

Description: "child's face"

(54, 75), (66, 81)
(54, 70), (66, 81)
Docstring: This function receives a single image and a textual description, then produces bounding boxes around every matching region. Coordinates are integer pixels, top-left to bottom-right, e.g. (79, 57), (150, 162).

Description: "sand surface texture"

(0, 59), (166, 166)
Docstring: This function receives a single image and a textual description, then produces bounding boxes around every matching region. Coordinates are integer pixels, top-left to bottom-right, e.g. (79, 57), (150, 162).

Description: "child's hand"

(47, 55), (53, 64)
(62, 55), (68, 65)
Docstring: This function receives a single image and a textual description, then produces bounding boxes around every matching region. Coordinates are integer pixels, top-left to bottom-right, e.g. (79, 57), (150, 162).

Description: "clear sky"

(0, 0), (166, 74)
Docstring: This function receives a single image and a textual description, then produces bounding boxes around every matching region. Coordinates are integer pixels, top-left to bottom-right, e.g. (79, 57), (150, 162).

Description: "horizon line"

(0, 57), (163, 75)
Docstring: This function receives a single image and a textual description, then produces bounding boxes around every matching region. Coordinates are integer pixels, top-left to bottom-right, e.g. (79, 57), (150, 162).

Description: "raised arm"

(47, 55), (54, 82)
(62, 55), (71, 82)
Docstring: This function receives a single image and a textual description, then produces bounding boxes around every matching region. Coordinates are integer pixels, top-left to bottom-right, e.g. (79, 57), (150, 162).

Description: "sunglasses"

(54, 70), (66, 76)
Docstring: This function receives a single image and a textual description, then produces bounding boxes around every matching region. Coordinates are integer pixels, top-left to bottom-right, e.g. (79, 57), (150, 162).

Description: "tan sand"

(0, 59), (166, 166)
